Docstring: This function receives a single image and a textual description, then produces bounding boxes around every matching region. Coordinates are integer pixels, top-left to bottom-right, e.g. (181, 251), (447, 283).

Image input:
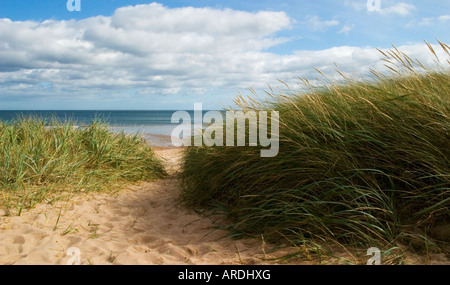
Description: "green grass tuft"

(0, 117), (166, 215)
(180, 41), (450, 262)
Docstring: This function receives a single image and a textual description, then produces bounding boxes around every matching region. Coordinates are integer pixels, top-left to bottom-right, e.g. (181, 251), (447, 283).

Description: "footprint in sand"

(1, 149), (302, 265)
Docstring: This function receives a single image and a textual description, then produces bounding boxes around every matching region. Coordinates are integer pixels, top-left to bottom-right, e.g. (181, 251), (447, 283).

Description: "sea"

(0, 110), (207, 147)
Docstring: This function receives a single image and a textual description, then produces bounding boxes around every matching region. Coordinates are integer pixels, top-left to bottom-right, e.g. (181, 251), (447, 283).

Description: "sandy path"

(1, 148), (448, 265)
(0, 148), (286, 265)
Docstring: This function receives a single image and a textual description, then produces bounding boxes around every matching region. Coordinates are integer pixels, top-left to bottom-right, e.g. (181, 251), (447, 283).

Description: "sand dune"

(0, 148), (294, 265)
(1, 148), (448, 265)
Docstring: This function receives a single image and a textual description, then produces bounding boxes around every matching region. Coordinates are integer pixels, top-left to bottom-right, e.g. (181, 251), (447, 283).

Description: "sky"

(0, 0), (449, 110)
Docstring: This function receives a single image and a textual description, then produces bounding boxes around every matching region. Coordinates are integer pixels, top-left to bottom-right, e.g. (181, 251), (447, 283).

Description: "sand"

(0, 148), (448, 265)
(0, 148), (291, 265)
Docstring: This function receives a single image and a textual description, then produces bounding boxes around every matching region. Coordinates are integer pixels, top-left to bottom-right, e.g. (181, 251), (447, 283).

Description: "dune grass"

(0, 117), (166, 215)
(180, 42), (450, 263)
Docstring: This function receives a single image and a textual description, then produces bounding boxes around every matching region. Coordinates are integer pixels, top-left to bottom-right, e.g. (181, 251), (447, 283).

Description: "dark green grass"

(0, 117), (166, 215)
(180, 42), (450, 263)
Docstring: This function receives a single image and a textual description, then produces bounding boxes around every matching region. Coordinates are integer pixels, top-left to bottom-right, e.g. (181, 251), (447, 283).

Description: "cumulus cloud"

(0, 3), (446, 107)
(0, 3), (291, 96)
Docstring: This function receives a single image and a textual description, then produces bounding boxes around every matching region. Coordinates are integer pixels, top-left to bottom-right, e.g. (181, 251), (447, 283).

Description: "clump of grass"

(180, 41), (450, 262)
(0, 117), (166, 215)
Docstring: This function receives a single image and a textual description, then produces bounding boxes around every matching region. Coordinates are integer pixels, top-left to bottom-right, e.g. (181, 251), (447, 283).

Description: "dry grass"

(180, 41), (450, 264)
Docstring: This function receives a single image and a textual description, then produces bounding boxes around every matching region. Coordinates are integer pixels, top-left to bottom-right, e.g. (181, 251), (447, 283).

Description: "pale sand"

(0, 148), (294, 265)
(0, 148), (448, 265)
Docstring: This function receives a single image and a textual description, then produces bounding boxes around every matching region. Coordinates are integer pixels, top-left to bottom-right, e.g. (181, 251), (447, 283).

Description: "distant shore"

(142, 133), (177, 149)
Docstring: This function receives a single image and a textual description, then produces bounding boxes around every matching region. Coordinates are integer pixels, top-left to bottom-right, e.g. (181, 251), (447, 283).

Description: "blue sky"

(0, 0), (449, 110)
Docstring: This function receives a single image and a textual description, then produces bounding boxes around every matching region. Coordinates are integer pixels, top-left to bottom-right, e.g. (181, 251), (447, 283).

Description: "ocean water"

(0, 110), (207, 147)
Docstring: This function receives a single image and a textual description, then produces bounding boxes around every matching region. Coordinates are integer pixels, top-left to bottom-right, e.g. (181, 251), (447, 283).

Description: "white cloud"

(418, 17), (434, 26)
(381, 2), (416, 16)
(346, 1), (416, 16)
(438, 15), (450, 22)
(344, 0), (367, 12)
(338, 24), (354, 34)
(305, 15), (340, 32)
(0, 3), (291, 96)
(0, 3), (447, 107)
(417, 14), (450, 26)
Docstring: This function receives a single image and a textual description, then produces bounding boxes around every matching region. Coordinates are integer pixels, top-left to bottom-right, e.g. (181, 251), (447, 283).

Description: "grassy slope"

(0, 118), (166, 215)
(180, 43), (450, 261)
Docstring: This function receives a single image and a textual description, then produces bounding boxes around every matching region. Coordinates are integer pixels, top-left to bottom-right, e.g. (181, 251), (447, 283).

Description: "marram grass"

(0, 117), (166, 215)
(180, 42), (450, 263)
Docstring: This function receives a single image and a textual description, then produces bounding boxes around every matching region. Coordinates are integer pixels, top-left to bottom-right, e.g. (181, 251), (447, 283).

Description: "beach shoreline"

(143, 133), (177, 149)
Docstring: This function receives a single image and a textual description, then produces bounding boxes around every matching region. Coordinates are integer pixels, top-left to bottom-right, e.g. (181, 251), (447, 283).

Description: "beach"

(1, 1), (448, 268)
(0, 148), (292, 265)
(0, 146), (448, 265)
